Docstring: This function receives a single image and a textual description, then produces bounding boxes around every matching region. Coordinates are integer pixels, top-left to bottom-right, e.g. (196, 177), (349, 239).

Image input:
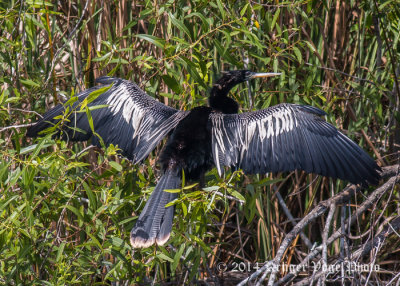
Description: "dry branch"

(236, 165), (400, 286)
(0, 123), (34, 133)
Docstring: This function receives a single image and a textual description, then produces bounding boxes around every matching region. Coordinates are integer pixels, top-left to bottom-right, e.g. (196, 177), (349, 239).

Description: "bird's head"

(209, 70), (281, 114)
(214, 70), (281, 90)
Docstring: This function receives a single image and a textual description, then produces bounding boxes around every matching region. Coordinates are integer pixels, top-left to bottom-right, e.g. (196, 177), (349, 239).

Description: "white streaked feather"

(94, 78), (186, 162)
(210, 104), (310, 174)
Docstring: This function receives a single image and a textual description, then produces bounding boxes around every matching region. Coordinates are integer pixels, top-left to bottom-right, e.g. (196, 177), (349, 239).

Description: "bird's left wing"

(209, 103), (380, 186)
(27, 77), (188, 163)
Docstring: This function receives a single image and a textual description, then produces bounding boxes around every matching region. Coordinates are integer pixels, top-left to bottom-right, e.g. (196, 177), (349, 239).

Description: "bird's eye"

(244, 71), (252, 79)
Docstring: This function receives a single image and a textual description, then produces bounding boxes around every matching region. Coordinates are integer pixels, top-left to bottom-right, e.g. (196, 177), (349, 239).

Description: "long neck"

(208, 78), (240, 114)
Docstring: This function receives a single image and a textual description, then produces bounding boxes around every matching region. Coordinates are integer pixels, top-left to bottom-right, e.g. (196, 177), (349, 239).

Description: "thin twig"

(304, 63), (377, 86)
(8, 108), (43, 118)
(275, 191), (313, 250)
(0, 123), (34, 133)
(213, 190), (245, 203)
(44, 0), (90, 86)
(320, 203), (336, 285)
(74, 145), (98, 158)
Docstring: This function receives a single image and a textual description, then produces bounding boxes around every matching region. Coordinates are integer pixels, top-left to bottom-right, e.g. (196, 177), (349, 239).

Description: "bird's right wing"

(209, 103), (380, 186)
(27, 77), (188, 163)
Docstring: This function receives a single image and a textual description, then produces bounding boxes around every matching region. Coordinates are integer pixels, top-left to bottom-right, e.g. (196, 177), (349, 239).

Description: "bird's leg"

(199, 173), (206, 188)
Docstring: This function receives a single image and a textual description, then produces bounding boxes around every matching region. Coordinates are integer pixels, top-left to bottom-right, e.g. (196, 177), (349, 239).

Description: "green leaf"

(257, 178), (285, 187)
(159, 92), (181, 100)
(186, 13), (210, 31)
(109, 237), (128, 249)
(0, 89), (6, 105)
(240, 3), (249, 17)
(165, 197), (178, 207)
(19, 78), (40, 88)
(122, 20), (138, 32)
(162, 74), (181, 94)
(109, 161), (123, 172)
(109, 58), (129, 64)
(164, 188), (181, 194)
(305, 40), (316, 53)
(181, 202), (187, 217)
(271, 8), (280, 29)
(118, 217), (136, 225)
(180, 57), (207, 89)
(216, 0), (226, 20)
(172, 243), (185, 273)
(293, 46), (303, 64)
(136, 34), (166, 49)
(227, 189), (245, 202)
(169, 13), (192, 40)
(85, 106), (95, 133)
(87, 104), (109, 111)
(19, 142), (53, 155)
(214, 39), (238, 65)
(60, 205), (85, 223)
(157, 252), (174, 263)
(182, 183), (198, 190)
(92, 52), (112, 62)
(0, 195), (18, 213)
(86, 84), (112, 105)
(65, 161), (90, 171)
(188, 255), (200, 281)
(202, 186), (220, 192)
(29, 135), (53, 159)
(56, 243), (66, 262)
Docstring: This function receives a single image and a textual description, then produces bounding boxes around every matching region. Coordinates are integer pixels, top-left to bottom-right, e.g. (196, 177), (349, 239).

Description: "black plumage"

(27, 70), (381, 248)
(26, 77), (188, 163)
(210, 103), (379, 186)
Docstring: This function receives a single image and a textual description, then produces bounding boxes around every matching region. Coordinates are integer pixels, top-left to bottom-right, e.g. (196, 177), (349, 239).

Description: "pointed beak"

(250, 72), (281, 79)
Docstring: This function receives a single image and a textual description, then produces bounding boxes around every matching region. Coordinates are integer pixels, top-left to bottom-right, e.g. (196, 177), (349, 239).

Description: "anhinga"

(27, 70), (381, 248)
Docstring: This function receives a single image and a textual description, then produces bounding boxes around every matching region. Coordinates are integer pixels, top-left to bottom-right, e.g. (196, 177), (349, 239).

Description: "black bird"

(26, 70), (381, 248)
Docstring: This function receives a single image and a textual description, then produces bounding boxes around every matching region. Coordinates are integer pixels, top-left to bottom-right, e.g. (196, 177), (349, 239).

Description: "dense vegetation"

(1, 0), (399, 284)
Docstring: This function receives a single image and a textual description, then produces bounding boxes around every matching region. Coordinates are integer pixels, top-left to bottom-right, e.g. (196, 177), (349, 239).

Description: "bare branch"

(275, 191), (314, 250)
(319, 203), (336, 285)
(237, 165), (400, 286)
(0, 123), (34, 133)
(8, 108), (43, 118)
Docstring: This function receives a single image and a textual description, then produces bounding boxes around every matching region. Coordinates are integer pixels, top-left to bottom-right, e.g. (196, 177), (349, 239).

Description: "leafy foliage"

(1, 0), (399, 284)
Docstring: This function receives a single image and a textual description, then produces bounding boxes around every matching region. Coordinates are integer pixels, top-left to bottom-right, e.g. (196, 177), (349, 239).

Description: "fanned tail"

(130, 169), (180, 248)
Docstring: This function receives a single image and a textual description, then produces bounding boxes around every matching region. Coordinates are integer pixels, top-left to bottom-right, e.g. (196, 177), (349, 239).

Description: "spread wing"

(209, 103), (380, 186)
(27, 77), (188, 163)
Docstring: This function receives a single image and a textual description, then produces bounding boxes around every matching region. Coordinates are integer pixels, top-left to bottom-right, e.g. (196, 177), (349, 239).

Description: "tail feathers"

(130, 169), (180, 248)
